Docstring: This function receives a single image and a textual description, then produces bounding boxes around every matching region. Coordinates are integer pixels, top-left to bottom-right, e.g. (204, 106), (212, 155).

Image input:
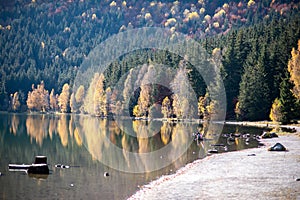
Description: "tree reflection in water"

(5, 113), (262, 173)
(0, 113), (265, 199)
(75, 117), (200, 173)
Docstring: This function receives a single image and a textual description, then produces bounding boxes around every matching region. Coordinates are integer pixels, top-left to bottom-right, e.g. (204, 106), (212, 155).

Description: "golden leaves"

(288, 39), (300, 99)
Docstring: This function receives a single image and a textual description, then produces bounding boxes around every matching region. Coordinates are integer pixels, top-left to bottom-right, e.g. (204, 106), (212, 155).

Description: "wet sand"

(129, 134), (300, 199)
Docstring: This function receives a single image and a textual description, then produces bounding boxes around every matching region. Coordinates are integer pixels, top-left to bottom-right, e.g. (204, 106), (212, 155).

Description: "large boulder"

(268, 143), (287, 151)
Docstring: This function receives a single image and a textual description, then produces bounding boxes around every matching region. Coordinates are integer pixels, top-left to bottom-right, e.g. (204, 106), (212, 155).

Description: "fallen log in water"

(8, 156), (49, 174)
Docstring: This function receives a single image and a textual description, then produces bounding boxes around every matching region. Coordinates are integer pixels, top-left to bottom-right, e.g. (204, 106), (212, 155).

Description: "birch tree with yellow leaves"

(58, 83), (70, 113)
(288, 39), (300, 100)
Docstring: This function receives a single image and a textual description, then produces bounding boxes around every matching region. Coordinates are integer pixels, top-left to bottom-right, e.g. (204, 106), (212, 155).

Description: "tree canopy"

(1, 0), (300, 122)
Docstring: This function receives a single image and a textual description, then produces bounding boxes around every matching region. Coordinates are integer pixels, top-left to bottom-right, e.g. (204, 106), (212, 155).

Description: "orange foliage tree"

(26, 81), (49, 112)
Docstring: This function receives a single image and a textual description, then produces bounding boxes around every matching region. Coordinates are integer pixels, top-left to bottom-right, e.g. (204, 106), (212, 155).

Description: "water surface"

(0, 113), (266, 199)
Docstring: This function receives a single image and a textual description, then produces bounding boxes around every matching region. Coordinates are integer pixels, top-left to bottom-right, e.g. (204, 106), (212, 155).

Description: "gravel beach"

(129, 133), (300, 200)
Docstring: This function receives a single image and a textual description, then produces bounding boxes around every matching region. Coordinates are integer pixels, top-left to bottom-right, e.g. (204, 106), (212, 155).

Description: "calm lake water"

(0, 113), (267, 199)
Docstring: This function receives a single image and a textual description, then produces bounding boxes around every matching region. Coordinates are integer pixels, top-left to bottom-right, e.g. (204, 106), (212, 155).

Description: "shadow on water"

(0, 113), (265, 199)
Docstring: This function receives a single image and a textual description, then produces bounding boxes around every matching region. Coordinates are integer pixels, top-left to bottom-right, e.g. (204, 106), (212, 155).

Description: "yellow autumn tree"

(104, 87), (112, 116)
(137, 84), (151, 117)
(133, 105), (141, 117)
(136, 65), (156, 117)
(83, 74), (97, 114)
(198, 92), (218, 120)
(58, 83), (70, 113)
(11, 92), (21, 111)
(198, 94), (208, 119)
(49, 89), (58, 112)
(171, 65), (196, 119)
(37, 81), (49, 112)
(161, 96), (172, 118)
(75, 85), (85, 113)
(288, 39), (300, 100)
(94, 73), (105, 116)
(70, 93), (76, 113)
(26, 90), (35, 111)
(172, 94), (182, 118)
(248, 0), (255, 7)
(269, 98), (283, 122)
(26, 81), (49, 112)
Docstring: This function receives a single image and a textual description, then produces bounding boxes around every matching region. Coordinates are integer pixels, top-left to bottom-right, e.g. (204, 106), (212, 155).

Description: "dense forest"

(1, 0), (300, 123)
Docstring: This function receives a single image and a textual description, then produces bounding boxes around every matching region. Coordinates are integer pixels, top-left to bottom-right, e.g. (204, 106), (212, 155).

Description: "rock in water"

(104, 172), (109, 177)
(268, 143), (287, 151)
(55, 164), (62, 168)
(270, 132), (279, 138)
(55, 164), (70, 168)
(208, 149), (218, 154)
(261, 132), (278, 139)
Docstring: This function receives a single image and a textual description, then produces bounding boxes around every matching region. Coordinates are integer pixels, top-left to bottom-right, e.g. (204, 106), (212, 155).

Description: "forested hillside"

(1, 0), (300, 122)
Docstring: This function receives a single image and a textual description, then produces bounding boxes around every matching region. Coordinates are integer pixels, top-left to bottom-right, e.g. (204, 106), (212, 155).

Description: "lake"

(0, 113), (267, 199)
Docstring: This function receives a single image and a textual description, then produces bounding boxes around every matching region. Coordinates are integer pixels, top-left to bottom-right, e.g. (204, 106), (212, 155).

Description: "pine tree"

(122, 68), (138, 115)
(276, 74), (297, 124)
(123, 68), (137, 103)
(235, 29), (250, 68)
(221, 31), (242, 118)
(148, 104), (162, 119)
(207, 48), (227, 121)
(236, 59), (270, 121)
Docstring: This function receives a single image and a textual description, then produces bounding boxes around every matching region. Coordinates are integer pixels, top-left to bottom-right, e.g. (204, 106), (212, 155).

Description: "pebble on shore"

(104, 172), (109, 177)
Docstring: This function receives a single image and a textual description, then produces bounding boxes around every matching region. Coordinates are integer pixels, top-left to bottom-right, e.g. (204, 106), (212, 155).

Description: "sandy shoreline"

(225, 121), (300, 132)
(129, 133), (300, 200)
